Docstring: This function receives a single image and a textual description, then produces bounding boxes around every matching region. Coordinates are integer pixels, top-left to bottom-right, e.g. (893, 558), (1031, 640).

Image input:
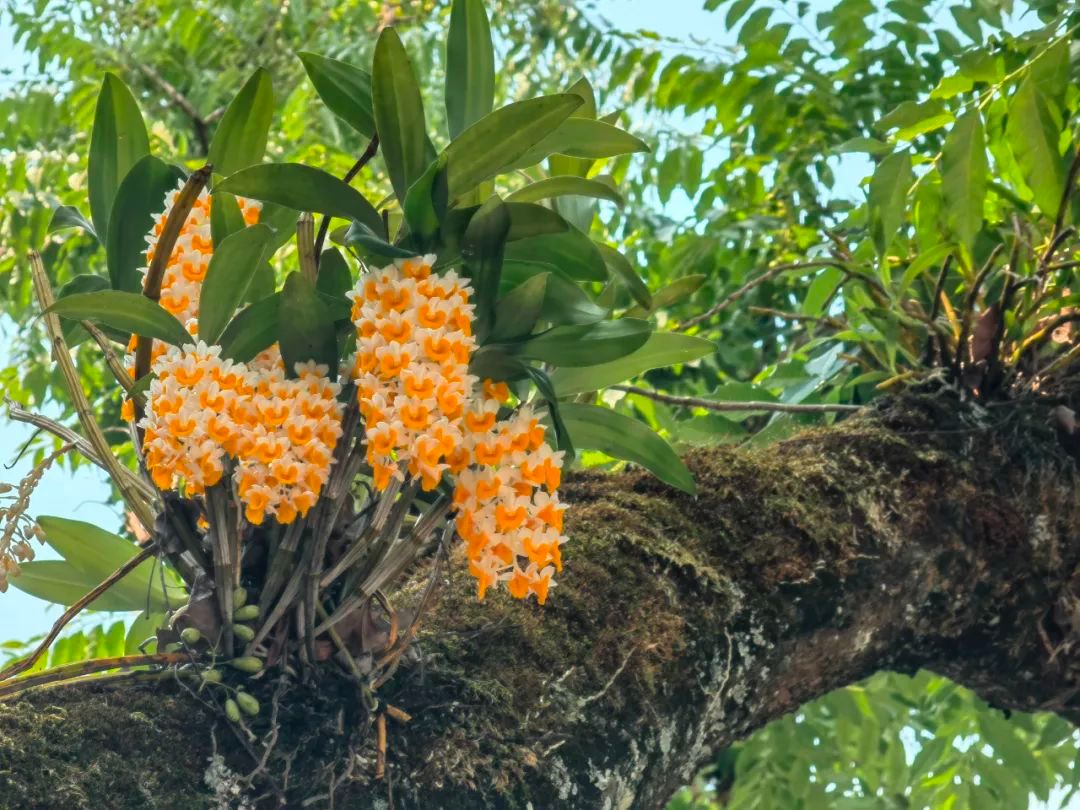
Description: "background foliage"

(3, 0), (1080, 806)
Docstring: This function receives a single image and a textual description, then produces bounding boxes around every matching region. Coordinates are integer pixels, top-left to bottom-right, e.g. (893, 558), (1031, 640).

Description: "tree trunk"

(2, 392), (1079, 809)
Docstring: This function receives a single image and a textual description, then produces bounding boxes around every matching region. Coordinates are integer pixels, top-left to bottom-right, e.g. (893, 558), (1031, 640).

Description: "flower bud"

(228, 656), (264, 674)
(201, 669), (223, 684)
(233, 624), (255, 642)
(233, 605), (260, 622)
(224, 698), (241, 722)
(233, 587), (248, 607)
(180, 627), (203, 645)
(236, 692), (260, 716)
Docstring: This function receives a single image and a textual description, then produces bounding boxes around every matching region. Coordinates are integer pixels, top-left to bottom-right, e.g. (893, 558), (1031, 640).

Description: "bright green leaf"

(550, 332), (714, 395)
(445, 0), (495, 139)
(208, 68), (273, 178)
(88, 73), (150, 240)
(198, 224), (274, 344)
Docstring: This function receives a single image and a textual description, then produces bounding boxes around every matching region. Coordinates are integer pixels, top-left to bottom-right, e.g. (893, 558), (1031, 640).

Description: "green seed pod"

(236, 691), (260, 717)
(201, 669), (223, 684)
(233, 624), (255, 642)
(224, 698), (241, 722)
(233, 587), (248, 607)
(228, 656), (264, 674)
(179, 627), (202, 645)
(233, 605), (260, 622)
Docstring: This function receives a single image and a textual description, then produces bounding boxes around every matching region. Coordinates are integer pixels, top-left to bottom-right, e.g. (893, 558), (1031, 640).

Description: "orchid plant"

(0, 0), (713, 717)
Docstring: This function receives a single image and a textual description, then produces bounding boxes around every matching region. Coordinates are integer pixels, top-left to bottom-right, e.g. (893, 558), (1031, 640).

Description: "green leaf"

(929, 73), (974, 100)
(208, 68), (273, 178)
(403, 156), (448, 246)
(506, 175), (624, 206)
(508, 118), (650, 171)
(345, 221), (419, 258)
(979, 713), (1046, 790)
(514, 319), (651, 366)
(298, 51), (375, 138)
(443, 94), (583, 199)
(48, 205), (97, 240)
(1007, 77), (1068, 221)
(624, 275), (706, 319)
(217, 163), (383, 235)
(560, 403), (696, 494)
(490, 273), (548, 342)
(210, 190), (246, 248)
(88, 73), (150, 240)
(506, 203), (570, 239)
(198, 224), (274, 344)
(445, 0), (495, 139)
(105, 155), (185, 292)
(550, 332), (714, 395)
(11, 561), (151, 612)
(868, 151), (913, 256)
(219, 294), (280, 363)
(463, 195), (511, 339)
(316, 248), (353, 300)
(277, 272), (339, 376)
(940, 110), (987, 253)
(56, 273), (112, 346)
(501, 266), (608, 325)
(126, 611), (164, 654)
(504, 228), (607, 282)
(30, 516), (184, 612)
(597, 243), (650, 308)
(372, 27), (429, 202)
(834, 137), (892, 157)
(46, 290), (191, 346)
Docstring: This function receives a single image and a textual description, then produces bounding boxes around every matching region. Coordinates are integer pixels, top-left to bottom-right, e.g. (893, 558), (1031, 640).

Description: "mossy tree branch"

(2, 393), (1079, 808)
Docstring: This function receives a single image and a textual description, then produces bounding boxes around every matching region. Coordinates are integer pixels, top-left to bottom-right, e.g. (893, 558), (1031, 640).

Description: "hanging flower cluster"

(121, 185), (261, 422)
(126, 187), (342, 525)
(348, 255), (476, 492)
(145, 185), (262, 333)
(139, 344), (343, 524)
(349, 256), (568, 603)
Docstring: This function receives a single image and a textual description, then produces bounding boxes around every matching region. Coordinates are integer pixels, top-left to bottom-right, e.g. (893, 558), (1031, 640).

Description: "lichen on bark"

(1, 392), (1078, 808)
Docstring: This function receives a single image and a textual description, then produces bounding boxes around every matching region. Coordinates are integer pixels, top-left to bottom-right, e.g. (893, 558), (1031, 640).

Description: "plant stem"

(0, 651), (191, 701)
(29, 252), (157, 530)
(611, 385), (862, 414)
(313, 135), (380, 265)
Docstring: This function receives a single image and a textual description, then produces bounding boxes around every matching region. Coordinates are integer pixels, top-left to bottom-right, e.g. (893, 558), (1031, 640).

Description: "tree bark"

(2, 392), (1079, 809)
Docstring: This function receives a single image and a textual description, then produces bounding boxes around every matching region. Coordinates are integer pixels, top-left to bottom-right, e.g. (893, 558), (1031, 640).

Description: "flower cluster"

(0, 448), (64, 592)
(349, 256), (568, 603)
(140, 343), (344, 525)
(348, 255), (476, 492)
(127, 187), (341, 526)
(144, 185), (262, 333)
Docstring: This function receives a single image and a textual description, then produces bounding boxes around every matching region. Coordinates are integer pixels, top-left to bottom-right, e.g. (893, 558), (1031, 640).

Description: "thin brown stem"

(0, 651), (190, 701)
(80, 320), (139, 401)
(612, 385), (861, 414)
(676, 260), (851, 332)
(30, 253), (157, 529)
(0, 545), (157, 681)
(313, 135), (380, 266)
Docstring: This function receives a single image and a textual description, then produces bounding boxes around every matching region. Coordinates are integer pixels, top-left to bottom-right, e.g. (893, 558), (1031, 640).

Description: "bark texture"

(2, 392), (1079, 809)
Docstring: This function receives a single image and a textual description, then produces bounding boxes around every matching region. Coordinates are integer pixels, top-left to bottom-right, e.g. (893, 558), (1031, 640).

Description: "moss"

(1, 393), (1076, 808)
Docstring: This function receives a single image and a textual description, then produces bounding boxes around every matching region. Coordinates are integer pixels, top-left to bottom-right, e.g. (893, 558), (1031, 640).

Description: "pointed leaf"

(49, 206), (97, 240)
(560, 403), (696, 494)
(208, 68), (273, 178)
(105, 155), (185, 292)
(277, 272), (339, 376)
(219, 293), (280, 363)
(506, 175), (624, 206)
(198, 224), (274, 344)
(597, 243), (650, 308)
(46, 290), (191, 346)
(507, 118), (650, 172)
(490, 273), (548, 343)
(505, 228), (607, 282)
(403, 156), (448, 246)
(88, 73), (150, 239)
(443, 94), (583, 198)
(940, 110), (988, 252)
(345, 221), (420, 258)
(1007, 77), (1068, 220)
(373, 27), (429, 202)
(623, 275), (706, 319)
(550, 332), (715, 395)
(299, 52), (375, 138)
(217, 163), (383, 235)
(210, 190), (246, 248)
(514, 318), (651, 366)
(445, 0), (495, 138)
(10, 561), (151, 612)
(463, 195), (511, 339)
(868, 151), (913, 256)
